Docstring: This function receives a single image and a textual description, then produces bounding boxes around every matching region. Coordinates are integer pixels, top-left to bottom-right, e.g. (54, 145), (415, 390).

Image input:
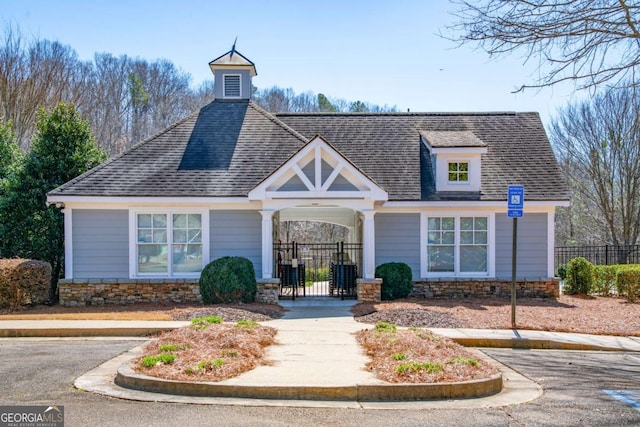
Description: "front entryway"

(274, 241), (362, 300)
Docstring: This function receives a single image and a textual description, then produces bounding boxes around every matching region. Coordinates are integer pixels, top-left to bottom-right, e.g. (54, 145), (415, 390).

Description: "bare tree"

(0, 26), (86, 148)
(448, 0), (640, 91)
(551, 86), (640, 247)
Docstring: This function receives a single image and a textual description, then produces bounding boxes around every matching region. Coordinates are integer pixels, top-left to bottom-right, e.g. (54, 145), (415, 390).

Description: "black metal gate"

(274, 241), (362, 300)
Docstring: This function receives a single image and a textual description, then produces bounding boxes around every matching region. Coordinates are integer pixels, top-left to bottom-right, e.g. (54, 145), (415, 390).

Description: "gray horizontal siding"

(375, 213), (421, 280)
(210, 210), (262, 278)
(72, 209), (129, 279)
(495, 212), (548, 278)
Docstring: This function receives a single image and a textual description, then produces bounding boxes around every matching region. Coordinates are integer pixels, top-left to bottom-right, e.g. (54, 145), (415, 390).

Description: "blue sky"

(3, 0), (581, 126)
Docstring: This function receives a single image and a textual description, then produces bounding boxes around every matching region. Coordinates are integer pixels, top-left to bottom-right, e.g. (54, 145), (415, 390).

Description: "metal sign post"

(507, 185), (524, 329)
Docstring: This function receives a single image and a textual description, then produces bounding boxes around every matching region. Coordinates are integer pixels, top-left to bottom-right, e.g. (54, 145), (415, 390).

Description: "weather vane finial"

(230, 37), (238, 58)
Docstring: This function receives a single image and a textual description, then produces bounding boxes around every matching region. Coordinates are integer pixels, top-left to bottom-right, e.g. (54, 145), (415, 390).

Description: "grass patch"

(396, 361), (442, 375)
(158, 343), (190, 352)
(191, 316), (223, 329)
(196, 358), (225, 371)
(375, 321), (397, 333)
(140, 353), (176, 368)
(221, 349), (238, 358)
(449, 356), (478, 366)
(392, 352), (408, 361)
(236, 319), (258, 328)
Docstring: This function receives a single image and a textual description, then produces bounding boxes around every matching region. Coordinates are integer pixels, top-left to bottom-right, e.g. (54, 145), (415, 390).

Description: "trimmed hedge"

(616, 265), (640, 303)
(564, 257), (595, 295)
(199, 257), (257, 304)
(0, 259), (51, 310)
(563, 258), (640, 302)
(375, 262), (413, 301)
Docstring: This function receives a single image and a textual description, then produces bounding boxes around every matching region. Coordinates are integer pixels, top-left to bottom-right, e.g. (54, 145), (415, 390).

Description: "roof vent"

(224, 74), (241, 98)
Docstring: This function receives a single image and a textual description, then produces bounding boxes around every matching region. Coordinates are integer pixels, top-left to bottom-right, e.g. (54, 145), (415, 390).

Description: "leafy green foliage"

(556, 264), (567, 280)
(199, 256), (256, 304)
(375, 262), (413, 301)
(392, 352), (407, 361)
(564, 257), (595, 295)
(0, 103), (107, 300)
(0, 120), (21, 193)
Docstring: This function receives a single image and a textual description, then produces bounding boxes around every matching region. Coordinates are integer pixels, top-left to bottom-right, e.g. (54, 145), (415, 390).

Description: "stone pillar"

(361, 210), (376, 279)
(256, 279), (280, 304)
(260, 210), (275, 279)
(357, 278), (382, 303)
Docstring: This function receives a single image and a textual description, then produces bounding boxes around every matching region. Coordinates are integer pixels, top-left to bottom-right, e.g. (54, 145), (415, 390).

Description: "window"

(136, 212), (204, 276)
(448, 162), (469, 182)
(426, 216), (489, 275)
(223, 74), (241, 98)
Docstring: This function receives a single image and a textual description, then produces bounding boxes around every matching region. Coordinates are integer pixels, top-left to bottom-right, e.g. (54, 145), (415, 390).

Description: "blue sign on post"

(507, 185), (524, 218)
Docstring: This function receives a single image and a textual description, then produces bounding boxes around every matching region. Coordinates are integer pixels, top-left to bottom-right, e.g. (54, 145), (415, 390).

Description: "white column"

(547, 209), (555, 278)
(63, 208), (73, 279)
(260, 210), (275, 279)
(362, 210), (376, 279)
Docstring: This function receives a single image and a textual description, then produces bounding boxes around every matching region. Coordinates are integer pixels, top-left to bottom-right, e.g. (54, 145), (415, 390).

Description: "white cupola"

(208, 42), (257, 100)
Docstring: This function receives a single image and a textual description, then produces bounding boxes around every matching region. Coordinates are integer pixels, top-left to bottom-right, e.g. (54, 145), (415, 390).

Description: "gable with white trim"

(248, 135), (388, 202)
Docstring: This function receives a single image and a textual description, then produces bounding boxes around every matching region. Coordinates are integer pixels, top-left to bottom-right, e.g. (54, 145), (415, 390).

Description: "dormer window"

(448, 162), (469, 183)
(420, 131), (488, 193)
(223, 74), (241, 98)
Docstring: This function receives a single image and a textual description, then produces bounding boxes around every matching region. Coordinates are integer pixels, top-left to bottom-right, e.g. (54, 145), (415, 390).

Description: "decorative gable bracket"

(248, 135), (388, 202)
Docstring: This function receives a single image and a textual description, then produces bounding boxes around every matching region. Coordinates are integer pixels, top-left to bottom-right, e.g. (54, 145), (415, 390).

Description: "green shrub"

(564, 257), (595, 295)
(375, 262), (413, 301)
(593, 265), (618, 296)
(616, 266), (640, 302)
(556, 264), (567, 280)
(236, 319), (258, 328)
(199, 256), (257, 304)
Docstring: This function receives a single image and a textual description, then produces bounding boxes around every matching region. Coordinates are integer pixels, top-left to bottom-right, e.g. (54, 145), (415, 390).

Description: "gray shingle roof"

(49, 101), (569, 202)
(420, 130), (487, 148)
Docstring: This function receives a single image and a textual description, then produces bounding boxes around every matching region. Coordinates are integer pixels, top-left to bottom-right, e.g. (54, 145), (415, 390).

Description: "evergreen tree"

(0, 102), (107, 300)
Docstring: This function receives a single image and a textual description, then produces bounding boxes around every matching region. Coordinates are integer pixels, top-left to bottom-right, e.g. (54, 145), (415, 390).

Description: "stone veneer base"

(58, 277), (559, 306)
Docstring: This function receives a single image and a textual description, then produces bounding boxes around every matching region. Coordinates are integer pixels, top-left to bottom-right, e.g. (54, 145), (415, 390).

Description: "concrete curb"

(450, 337), (627, 352)
(116, 363), (503, 402)
(75, 345), (541, 409)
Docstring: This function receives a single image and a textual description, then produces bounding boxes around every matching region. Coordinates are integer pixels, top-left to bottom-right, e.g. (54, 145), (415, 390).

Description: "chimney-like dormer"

(209, 42), (257, 100)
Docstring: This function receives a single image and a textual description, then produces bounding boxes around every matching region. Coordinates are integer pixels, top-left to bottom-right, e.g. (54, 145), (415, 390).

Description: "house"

(47, 47), (569, 306)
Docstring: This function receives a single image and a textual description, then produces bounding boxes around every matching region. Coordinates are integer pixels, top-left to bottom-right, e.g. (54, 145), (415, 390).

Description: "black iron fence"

(273, 241), (362, 299)
(555, 245), (640, 270)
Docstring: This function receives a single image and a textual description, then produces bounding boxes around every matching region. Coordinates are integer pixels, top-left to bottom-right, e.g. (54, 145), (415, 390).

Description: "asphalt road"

(1, 339), (639, 426)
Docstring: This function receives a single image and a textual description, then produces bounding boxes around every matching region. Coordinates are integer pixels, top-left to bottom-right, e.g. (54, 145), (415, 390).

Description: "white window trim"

(223, 73), (242, 99)
(420, 212), (495, 278)
(447, 161), (470, 184)
(128, 208), (210, 279)
(435, 154), (481, 192)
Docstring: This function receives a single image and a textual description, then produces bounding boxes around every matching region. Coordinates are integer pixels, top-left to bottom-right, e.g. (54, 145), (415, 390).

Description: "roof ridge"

(48, 104), (205, 195)
(247, 101), (310, 143)
(276, 111), (531, 117)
